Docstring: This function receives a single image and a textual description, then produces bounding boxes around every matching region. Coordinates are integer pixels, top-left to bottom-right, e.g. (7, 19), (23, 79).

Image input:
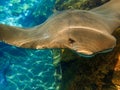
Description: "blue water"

(0, 0), (57, 90)
(0, 0), (55, 27)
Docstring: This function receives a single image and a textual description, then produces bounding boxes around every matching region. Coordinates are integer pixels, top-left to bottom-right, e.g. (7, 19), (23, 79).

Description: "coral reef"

(55, 0), (109, 10)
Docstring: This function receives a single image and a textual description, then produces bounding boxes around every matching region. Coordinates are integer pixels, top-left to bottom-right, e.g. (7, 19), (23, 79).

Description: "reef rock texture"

(53, 0), (120, 90)
(55, 0), (109, 10)
(112, 28), (120, 90)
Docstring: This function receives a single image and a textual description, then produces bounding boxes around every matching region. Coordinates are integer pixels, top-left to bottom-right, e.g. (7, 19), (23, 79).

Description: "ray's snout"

(67, 28), (116, 55)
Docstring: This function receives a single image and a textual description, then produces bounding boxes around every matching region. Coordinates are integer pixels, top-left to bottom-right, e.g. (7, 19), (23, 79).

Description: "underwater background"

(0, 0), (57, 90)
(0, 0), (114, 90)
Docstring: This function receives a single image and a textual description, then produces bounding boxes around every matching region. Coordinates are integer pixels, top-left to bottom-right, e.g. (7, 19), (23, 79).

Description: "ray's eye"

(68, 38), (75, 44)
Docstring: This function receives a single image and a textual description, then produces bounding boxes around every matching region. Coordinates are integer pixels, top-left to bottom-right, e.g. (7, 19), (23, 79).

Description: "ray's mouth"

(77, 50), (93, 55)
(75, 48), (114, 58)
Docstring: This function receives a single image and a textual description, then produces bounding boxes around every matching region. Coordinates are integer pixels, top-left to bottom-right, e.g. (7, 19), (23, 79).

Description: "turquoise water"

(0, 43), (55, 90)
(0, 0), (58, 90)
(0, 43), (56, 90)
(0, 0), (55, 27)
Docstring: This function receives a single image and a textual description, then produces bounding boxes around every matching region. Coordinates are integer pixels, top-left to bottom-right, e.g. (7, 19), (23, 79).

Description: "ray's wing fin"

(0, 24), (37, 48)
(91, 0), (120, 33)
(91, 0), (120, 19)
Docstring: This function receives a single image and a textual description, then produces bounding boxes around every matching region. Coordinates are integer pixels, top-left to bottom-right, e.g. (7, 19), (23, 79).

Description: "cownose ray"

(0, 0), (120, 56)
